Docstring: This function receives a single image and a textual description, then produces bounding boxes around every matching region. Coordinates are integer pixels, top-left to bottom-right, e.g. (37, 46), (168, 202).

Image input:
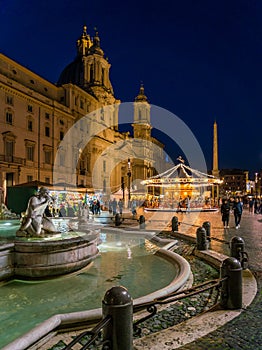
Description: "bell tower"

(133, 84), (151, 140)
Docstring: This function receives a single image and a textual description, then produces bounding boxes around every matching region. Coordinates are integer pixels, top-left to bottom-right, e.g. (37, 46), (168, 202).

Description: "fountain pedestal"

(14, 233), (99, 278)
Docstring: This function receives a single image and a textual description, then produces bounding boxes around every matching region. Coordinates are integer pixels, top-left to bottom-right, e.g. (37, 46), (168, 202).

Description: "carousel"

(141, 157), (222, 212)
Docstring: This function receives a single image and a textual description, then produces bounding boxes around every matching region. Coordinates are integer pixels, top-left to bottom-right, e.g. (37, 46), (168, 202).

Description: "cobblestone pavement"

(173, 210), (262, 350)
(98, 208), (262, 349)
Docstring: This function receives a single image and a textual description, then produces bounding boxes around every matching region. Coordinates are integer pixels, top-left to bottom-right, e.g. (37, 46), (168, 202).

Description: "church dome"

(57, 57), (83, 86)
(57, 26), (105, 89)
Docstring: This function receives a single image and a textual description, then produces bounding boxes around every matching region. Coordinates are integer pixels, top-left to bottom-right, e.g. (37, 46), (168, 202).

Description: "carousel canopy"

(141, 160), (222, 187)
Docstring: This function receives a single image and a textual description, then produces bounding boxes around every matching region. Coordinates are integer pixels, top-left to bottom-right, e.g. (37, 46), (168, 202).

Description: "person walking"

(118, 199), (123, 215)
(185, 195), (191, 214)
(248, 197), (254, 213)
(232, 197), (243, 229)
(221, 198), (230, 228)
(112, 198), (117, 216)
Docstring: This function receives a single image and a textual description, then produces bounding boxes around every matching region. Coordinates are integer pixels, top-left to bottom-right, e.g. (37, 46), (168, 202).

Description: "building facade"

(219, 169), (249, 196)
(0, 25), (166, 202)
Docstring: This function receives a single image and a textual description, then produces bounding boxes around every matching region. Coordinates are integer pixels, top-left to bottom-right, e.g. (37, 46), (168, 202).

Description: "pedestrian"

(254, 198), (259, 214)
(248, 197), (254, 213)
(221, 198), (230, 228)
(185, 195), (191, 213)
(232, 197), (243, 229)
(112, 198), (117, 215)
(131, 200), (137, 217)
(95, 199), (101, 214)
(176, 197), (183, 213)
(118, 199), (123, 215)
(108, 199), (113, 214)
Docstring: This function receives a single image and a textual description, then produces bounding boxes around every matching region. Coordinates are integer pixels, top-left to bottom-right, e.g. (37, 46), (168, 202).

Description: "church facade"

(0, 25), (167, 202)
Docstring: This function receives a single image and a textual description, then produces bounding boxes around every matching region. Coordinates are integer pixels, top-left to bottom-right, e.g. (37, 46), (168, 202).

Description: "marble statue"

(16, 187), (58, 237)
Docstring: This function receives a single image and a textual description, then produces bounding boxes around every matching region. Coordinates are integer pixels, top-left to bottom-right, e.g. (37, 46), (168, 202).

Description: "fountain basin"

(0, 231), (99, 280)
(14, 235), (99, 278)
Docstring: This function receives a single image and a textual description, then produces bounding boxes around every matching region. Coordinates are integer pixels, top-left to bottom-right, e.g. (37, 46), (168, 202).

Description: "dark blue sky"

(1, 0), (261, 176)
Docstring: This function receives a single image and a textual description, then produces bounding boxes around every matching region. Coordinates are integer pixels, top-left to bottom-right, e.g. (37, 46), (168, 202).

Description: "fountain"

(0, 187), (99, 280)
(0, 189), (191, 349)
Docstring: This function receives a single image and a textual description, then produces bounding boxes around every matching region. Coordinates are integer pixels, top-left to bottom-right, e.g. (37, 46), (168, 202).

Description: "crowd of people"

(220, 196), (261, 229)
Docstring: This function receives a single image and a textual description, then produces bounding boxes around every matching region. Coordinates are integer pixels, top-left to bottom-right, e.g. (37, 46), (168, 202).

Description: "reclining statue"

(16, 187), (59, 237)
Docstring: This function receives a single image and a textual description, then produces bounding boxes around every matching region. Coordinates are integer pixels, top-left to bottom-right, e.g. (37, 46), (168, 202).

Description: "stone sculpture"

(16, 187), (58, 237)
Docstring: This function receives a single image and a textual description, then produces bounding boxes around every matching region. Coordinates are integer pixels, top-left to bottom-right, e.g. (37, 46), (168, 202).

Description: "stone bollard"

(202, 221), (211, 241)
(171, 216), (179, 232)
(196, 227), (208, 250)
(102, 286), (133, 350)
(230, 236), (248, 269)
(220, 257), (242, 309)
(138, 215), (146, 229)
(115, 213), (121, 227)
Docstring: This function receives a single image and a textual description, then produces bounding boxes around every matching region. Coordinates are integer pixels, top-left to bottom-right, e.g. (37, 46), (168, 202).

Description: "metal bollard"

(139, 215), (145, 229)
(115, 213), (121, 226)
(171, 216), (179, 231)
(202, 221), (211, 241)
(196, 227), (208, 250)
(102, 286), (133, 350)
(220, 257), (242, 309)
(230, 236), (248, 269)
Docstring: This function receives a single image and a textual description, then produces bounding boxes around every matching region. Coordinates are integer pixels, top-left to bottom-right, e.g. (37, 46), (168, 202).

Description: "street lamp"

(127, 158), (131, 206)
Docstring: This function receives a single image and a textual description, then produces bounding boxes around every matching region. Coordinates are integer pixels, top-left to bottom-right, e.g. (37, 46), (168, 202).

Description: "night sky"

(0, 0), (261, 176)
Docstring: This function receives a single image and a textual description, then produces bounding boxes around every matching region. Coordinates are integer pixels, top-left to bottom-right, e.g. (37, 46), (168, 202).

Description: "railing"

(133, 277), (223, 335)
(60, 268), (243, 350)
(0, 154), (25, 165)
(64, 315), (111, 350)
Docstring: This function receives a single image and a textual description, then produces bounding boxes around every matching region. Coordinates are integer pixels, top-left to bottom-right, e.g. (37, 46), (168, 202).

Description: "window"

(59, 119), (64, 125)
(26, 145), (34, 161)
(6, 95), (13, 105)
(102, 68), (105, 85)
(6, 111), (13, 124)
(27, 105), (33, 112)
(45, 177), (50, 184)
(5, 140), (14, 157)
(27, 175), (33, 182)
(27, 120), (33, 131)
(45, 113), (50, 120)
(80, 99), (84, 109)
(60, 131), (64, 141)
(44, 150), (52, 164)
(103, 160), (106, 172)
(45, 126), (50, 137)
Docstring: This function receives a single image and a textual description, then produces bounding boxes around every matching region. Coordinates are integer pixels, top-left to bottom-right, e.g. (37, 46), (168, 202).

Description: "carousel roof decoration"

(141, 156), (223, 188)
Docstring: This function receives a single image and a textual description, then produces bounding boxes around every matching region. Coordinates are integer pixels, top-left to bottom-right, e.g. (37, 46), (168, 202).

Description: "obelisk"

(212, 121), (219, 200)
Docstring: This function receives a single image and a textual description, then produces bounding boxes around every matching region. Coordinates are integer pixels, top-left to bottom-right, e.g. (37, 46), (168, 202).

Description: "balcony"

(0, 154), (25, 165)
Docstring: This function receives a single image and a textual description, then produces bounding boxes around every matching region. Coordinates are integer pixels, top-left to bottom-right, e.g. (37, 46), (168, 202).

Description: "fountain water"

(0, 204), (190, 349)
